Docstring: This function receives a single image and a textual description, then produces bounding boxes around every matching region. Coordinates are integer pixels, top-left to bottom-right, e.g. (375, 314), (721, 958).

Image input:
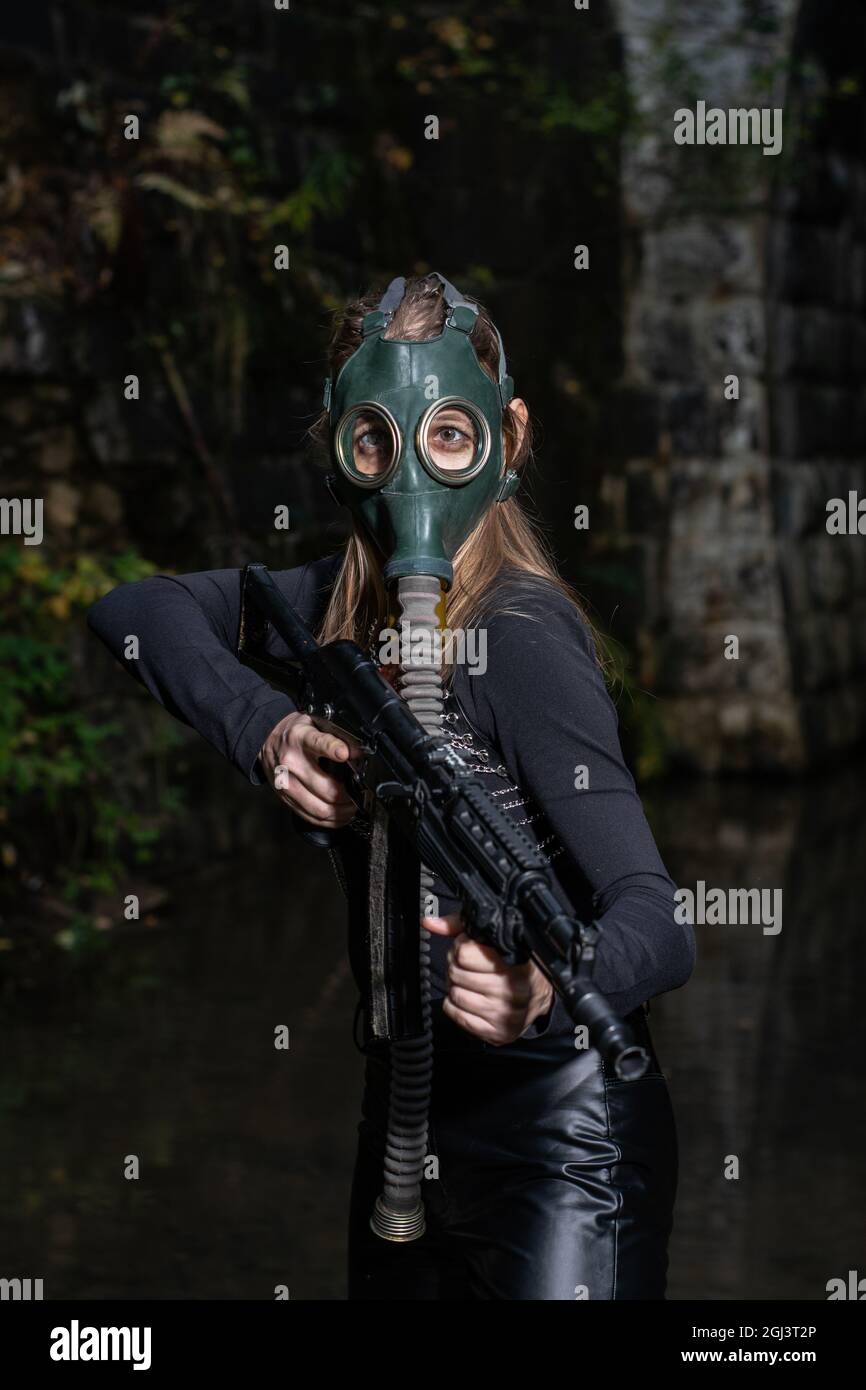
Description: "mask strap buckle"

(447, 303), (477, 334)
(496, 469), (519, 502)
(361, 309), (388, 336)
(429, 272), (477, 332)
(428, 271), (512, 400)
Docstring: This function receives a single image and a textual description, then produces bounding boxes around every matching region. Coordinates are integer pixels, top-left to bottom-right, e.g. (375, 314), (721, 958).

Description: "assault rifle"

(237, 562), (649, 1080)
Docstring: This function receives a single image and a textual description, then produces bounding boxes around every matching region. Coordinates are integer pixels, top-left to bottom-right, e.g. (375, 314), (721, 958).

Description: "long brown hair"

(310, 274), (597, 672)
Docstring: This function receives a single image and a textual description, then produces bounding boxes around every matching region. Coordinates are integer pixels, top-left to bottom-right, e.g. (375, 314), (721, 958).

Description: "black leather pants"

(348, 1007), (678, 1300)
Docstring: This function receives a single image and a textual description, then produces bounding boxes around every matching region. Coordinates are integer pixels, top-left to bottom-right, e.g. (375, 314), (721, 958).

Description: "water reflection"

(1, 765), (864, 1299)
(647, 765), (866, 1299)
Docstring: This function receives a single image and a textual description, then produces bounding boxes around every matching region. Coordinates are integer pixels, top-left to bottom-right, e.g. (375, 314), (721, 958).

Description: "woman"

(88, 272), (695, 1300)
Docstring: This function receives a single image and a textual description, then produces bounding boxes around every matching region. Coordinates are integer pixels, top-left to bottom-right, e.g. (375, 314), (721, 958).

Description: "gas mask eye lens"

(334, 403), (400, 488)
(427, 408), (476, 470)
(417, 397), (491, 484)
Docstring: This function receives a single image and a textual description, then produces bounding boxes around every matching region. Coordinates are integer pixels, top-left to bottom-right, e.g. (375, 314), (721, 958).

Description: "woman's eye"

(358, 430), (385, 452)
(351, 421), (395, 475)
(434, 426), (469, 449)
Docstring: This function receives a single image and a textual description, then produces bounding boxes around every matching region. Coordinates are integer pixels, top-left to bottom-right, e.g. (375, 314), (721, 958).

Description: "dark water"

(648, 767), (866, 1300)
(2, 765), (865, 1300)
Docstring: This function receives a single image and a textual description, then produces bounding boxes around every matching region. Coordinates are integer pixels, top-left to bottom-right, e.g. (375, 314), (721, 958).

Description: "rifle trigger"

(374, 781), (412, 802)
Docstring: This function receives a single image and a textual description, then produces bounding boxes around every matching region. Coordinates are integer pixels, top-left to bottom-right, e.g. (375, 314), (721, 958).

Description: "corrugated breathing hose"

(369, 574), (444, 1242)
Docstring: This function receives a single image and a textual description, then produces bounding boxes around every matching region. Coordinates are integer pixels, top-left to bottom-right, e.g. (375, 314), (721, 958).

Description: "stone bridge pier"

(604, 0), (866, 772)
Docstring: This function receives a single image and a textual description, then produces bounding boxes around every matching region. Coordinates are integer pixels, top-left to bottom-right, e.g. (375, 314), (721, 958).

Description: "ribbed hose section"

(370, 574), (443, 1243)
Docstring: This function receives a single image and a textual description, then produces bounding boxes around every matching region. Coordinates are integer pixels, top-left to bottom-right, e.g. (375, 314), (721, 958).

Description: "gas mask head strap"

(425, 273), (514, 410)
(322, 274), (515, 412)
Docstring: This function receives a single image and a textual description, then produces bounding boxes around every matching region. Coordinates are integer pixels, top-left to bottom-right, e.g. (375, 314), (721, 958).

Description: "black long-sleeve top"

(87, 554), (695, 1034)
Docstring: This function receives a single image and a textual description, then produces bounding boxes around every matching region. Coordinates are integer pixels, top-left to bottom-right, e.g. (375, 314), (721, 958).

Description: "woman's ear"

(505, 398), (529, 464)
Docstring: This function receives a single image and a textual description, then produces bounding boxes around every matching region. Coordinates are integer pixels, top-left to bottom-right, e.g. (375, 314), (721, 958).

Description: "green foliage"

(261, 151), (360, 236)
(598, 631), (671, 784)
(0, 548), (184, 952)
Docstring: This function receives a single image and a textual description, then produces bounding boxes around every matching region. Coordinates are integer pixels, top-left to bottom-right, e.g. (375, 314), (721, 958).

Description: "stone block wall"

(607, 0), (866, 771)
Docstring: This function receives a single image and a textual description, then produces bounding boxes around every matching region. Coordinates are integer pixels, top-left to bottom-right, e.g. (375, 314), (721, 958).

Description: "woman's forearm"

(88, 555), (341, 779)
(591, 878), (695, 1018)
(87, 570), (296, 782)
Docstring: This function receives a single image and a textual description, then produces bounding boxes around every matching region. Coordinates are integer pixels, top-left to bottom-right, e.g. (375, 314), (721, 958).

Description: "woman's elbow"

(88, 583), (131, 651)
(666, 918), (697, 993)
(87, 576), (164, 656)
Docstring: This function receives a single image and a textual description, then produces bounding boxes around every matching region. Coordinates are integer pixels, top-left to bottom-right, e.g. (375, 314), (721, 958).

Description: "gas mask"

(323, 273), (518, 587)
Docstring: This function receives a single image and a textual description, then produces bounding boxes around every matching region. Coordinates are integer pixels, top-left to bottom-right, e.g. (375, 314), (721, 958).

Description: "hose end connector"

(370, 1194), (426, 1243)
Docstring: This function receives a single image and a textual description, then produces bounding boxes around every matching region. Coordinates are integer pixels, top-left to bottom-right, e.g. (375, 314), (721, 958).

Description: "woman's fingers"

(299, 724), (362, 764)
(441, 996), (500, 1041)
(276, 767), (358, 817)
(289, 758), (354, 808)
(436, 929), (545, 1045)
(285, 723), (358, 805)
(284, 786), (357, 827)
(443, 981), (533, 1046)
(275, 761), (353, 810)
(273, 760), (355, 824)
(447, 963), (529, 1003)
(261, 711), (358, 827)
(421, 912), (464, 936)
(421, 916), (552, 1045)
(449, 933), (503, 972)
(448, 983), (516, 1019)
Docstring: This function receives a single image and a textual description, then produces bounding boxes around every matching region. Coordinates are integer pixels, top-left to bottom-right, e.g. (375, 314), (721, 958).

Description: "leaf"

(213, 70), (250, 110)
(80, 184), (122, 253)
(134, 173), (214, 210)
(153, 110), (227, 163)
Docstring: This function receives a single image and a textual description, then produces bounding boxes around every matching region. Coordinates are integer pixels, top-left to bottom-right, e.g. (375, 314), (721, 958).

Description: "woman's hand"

(259, 711), (360, 828)
(422, 912), (554, 1045)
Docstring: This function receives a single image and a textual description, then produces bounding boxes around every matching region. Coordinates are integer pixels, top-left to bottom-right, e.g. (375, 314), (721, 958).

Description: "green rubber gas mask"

(324, 274), (518, 587)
